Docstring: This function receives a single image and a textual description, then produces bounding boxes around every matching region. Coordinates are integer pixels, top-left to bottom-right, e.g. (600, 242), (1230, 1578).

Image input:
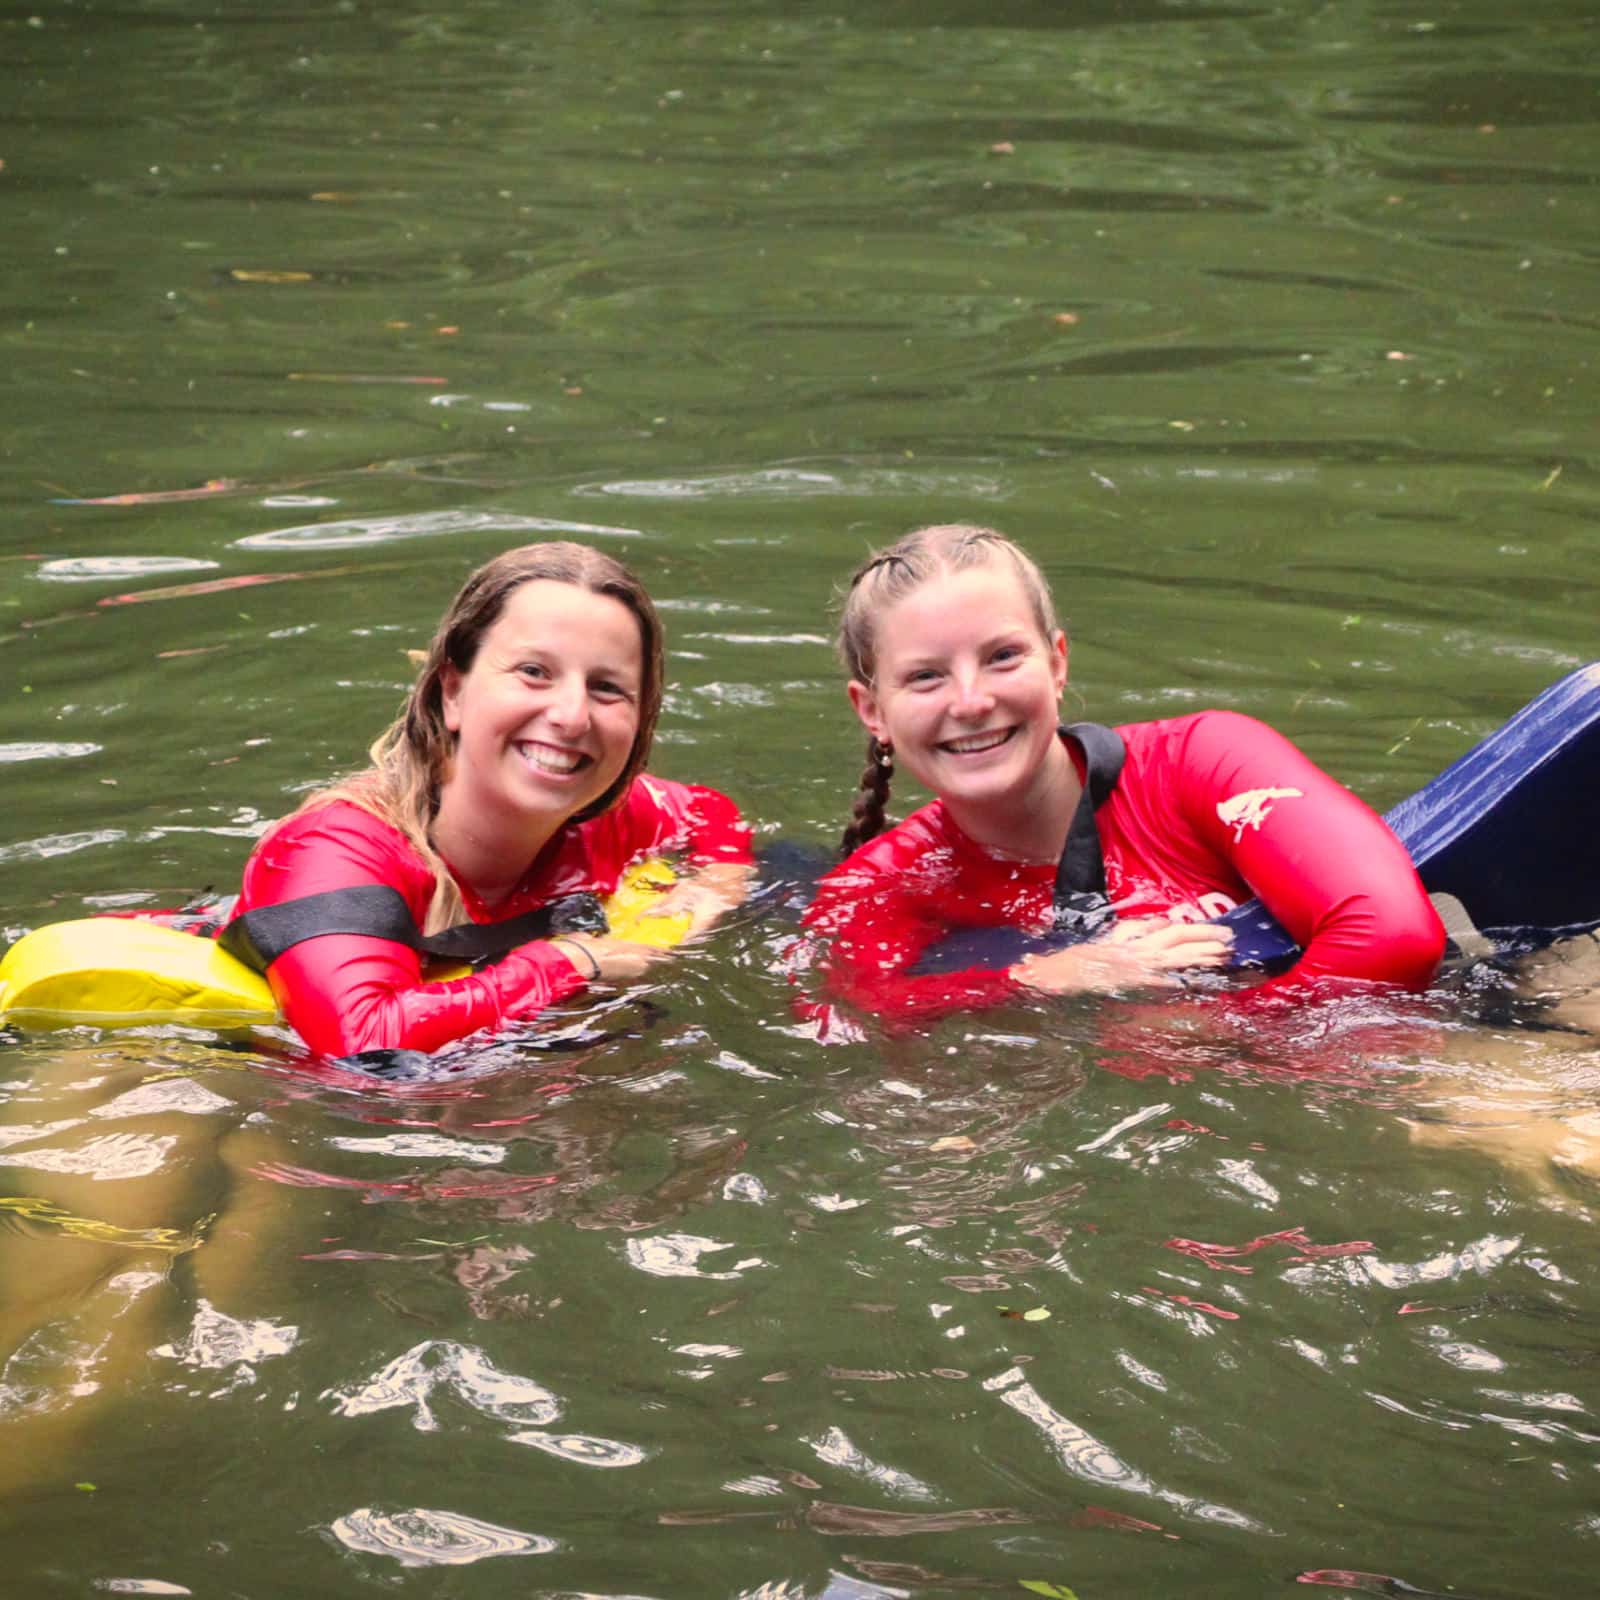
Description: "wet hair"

(304, 541), (665, 931)
(836, 524), (1060, 856)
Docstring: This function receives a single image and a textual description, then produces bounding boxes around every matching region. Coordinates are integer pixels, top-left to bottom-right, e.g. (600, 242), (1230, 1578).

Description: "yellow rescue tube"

(0, 859), (687, 1031)
(0, 916), (278, 1029)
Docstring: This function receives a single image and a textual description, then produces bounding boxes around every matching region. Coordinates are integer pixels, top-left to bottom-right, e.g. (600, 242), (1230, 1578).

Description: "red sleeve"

(799, 827), (1021, 1024)
(1173, 712), (1445, 995)
(233, 806), (585, 1057)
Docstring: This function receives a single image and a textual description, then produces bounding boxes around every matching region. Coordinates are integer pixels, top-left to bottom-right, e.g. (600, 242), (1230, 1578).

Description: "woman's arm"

(1178, 711), (1445, 994)
(262, 935), (588, 1057)
(235, 806), (591, 1057)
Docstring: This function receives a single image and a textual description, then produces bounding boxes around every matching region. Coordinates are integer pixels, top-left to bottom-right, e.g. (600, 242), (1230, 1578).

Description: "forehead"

(873, 563), (1042, 656)
(488, 580), (642, 658)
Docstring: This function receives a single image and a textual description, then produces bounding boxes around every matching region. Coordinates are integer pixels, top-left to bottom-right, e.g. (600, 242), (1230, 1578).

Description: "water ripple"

(2, 1131), (176, 1180)
(506, 1430), (647, 1467)
(91, 1080), (233, 1120)
(1342, 1234), (1523, 1291)
(624, 1232), (765, 1280)
(325, 1340), (561, 1432)
(93, 1582), (193, 1596)
(328, 1505), (554, 1566)
(573, 466), (1005, 499)
(0, 743), (102, 766)
(153, 1298), (298, 1380)
(326, 1133), (506, 1164)
(36, 556), (218, 583)
(804, 1425), (938, 1502)
(984, 1367), (1266, 1532)
(0, 827), (124, 862)
(235, 509), (643, 550)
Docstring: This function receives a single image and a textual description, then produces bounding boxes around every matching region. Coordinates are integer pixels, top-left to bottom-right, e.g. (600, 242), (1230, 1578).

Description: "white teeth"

(520, 743), (584, 775)
(942, 728), (1012, 755)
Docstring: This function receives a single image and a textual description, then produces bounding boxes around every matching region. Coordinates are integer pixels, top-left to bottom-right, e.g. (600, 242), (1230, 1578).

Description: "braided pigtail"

(840, 735), (894, 857)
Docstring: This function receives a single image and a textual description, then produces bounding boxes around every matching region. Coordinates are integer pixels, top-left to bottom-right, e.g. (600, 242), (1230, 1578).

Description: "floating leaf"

(227, 268), (315, 284)
(53, 477), (241, 506)
(1022, 1307), (1051, 1322)
(1020, 1582), (1079, 1598)
(287, 371), (448, 385)
(928, 1135), (975, 1153)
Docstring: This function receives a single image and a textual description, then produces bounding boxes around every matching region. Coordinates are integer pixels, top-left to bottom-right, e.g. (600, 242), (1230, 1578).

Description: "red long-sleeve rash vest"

(802, 711), (1445, 1023)
(232, 777), (750, 1056)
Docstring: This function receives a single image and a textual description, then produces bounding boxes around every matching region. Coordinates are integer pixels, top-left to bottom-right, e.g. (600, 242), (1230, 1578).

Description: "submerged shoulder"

(826, 804), (953, 883)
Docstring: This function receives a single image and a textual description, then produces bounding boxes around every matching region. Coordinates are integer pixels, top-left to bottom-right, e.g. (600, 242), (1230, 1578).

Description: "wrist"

(549, 936), (601, 982)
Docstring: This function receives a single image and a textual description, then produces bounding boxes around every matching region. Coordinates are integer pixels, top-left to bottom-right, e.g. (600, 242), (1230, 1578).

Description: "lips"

(938, 727), (1016, 756)
(516, 740), (591, 776)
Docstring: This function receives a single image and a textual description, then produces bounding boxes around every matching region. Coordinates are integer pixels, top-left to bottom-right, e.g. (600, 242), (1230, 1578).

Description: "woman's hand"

(1011, 918), (1233, 996)
(639, 862), (756, 940)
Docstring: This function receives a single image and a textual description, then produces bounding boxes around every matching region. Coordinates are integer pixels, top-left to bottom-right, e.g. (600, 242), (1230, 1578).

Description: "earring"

(876, 739), (894, 770)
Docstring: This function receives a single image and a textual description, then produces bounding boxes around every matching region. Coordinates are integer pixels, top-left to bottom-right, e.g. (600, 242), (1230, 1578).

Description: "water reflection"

(236, 509), (643, 550)
(327, 1504), (556, 1566)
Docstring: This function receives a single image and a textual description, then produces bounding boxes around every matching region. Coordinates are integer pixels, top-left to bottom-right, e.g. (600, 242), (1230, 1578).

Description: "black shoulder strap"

(218, 884), (608, 973)
(1052, 722), (1126, 934)
(421, 893), (607, 962)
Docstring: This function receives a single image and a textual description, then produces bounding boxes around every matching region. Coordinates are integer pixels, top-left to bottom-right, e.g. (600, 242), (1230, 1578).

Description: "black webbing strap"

(218, 883), (608, 974)
(1051, 721), (1126, 936)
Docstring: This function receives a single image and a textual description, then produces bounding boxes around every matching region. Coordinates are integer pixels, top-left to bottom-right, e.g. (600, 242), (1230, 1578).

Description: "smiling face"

(438, 578), (644, 841)
(847, 562), (1071, 838)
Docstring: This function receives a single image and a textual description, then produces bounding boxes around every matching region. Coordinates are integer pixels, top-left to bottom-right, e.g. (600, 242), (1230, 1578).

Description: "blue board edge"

(1220, 661), (1600, 968)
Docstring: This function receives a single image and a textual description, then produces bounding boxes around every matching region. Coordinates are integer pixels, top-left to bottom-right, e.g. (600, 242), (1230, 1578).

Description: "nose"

(544, 673), (592, 736)
(948, 666), (995, 719)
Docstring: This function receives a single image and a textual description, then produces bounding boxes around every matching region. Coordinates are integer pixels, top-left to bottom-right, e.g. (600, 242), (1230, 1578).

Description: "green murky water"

(2, 2), (1597, 1595)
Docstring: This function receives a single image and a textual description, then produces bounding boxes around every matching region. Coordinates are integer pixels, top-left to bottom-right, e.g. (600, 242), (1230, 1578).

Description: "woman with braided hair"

(801, 524), (1444, 1024)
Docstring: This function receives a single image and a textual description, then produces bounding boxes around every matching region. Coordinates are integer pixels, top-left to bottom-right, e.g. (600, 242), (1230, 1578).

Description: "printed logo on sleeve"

(1216, 786), (1303, 842)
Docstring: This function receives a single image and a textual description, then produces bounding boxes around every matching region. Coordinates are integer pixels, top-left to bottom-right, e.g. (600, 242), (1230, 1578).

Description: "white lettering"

(1216, 786), (1304, 843)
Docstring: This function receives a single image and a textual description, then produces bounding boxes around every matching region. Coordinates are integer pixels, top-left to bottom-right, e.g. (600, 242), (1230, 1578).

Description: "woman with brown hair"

(226, 541), (751, 1055)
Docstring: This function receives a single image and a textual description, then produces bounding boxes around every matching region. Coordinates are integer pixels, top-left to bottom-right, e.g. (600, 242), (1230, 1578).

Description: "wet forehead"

(873, 565), (1044, 665)
(488, 580), (642, 671)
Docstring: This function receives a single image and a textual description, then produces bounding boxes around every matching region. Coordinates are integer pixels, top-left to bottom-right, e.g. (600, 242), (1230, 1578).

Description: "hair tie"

(550, 936), (601, 981)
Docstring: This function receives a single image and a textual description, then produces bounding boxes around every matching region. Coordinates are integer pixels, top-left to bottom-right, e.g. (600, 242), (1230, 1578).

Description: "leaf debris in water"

(997, 1306), (1051, 1322)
